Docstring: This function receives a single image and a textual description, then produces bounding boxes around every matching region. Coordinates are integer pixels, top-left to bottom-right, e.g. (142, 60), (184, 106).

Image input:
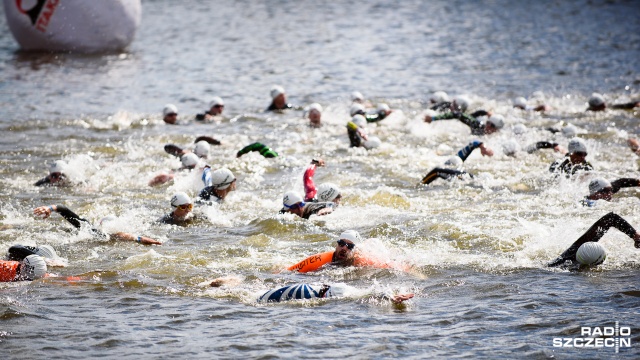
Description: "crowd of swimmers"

(3, 87), (640, 303)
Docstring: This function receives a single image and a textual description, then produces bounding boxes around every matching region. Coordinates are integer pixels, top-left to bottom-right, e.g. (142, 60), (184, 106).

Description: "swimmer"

(524, 141), (565, 154)
(628, 138), (640, 156)
(160, 192), (195, 225)
(513, 97), (550, 112)
(257, 282), (414, 304)
(0, 254), (47, 282)
(586, 93), (639, 112)
(429, 91), (449, 105)
(305, 103), (323, 127)
(6, 244), (66, 267)
(149, 152), (201, 187)
(549, 138), (593, 177)
(302, 159), (342, 204)
(351, 91), (365, 104)
(198, 167), (237, 203)
(421, 140), (493, 185)
(266, 86), (295, 111)
(34, 160), (69, 187)
(349, 102), (393, 123)
(164, 136), (221, 160)
(548, 212), (640, 268)
(425, 103), (504, 135)
(162, 104), (179, 124)
(347, 115), (381, 149)
(195, 97), (225, 121)
(279, 191), (335, 219)
(428, 95), (490, 118)
(236, 142), (278, 158)
(581, 178), (640, 207)
(33, 205), (161, 245)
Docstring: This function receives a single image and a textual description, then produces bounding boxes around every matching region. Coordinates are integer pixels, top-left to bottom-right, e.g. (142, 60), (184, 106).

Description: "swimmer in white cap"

(548, 212), (640, 268)
(350, 101), (393, 123)
(196, 96), (225, 121)
(628, 138), (640, 157)
(302, 159), (342, 205)
(257, 282), (414, 304)
(425, 102), (501, 135)
(6, 244), (67, 267)
(163, 136), (221, 160)
(34, 160), (69, 187)
(581, 177), (640, 207)
(33, 205), (161, 245)
(267, 85), (295, 111)
(0, 254), (47, 282)
(346, 115), (381, 149)
(421, 140), (493, 185)
(512, 96), (550, 112)
(198, 167), (237, 203)
(279, 191), (335, 219)
(586, 93), (639, 112)
(162, 104), (179, 124)
(549, 138), (593, 177)
(160, 192), (195, 225)
(305, 103), (323, 127)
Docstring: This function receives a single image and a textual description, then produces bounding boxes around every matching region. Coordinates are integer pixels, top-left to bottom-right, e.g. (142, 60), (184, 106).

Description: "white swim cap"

(194, 141), (210, 158)
(512, 123), (527, 135)
(270, 85), (285, 99)
(576, 242), (606, 265)
(350, 103), (365, 116)
(568, 138), (587, 154)
(363, 136), (381, 149)
(351, 114), (366, 128)
(454, 95), (470, 112)
(487, 114), (505, 129)
(430, 91), (449, 103)
(444, 156), (463, 169)
(339, 230), (362, 243)
(49, 160), (67, 174)
(308, 103), (323, 113)
(502, 139), (520, 156)
(282, 191), (304, 208)
(562, 124), (577, 138)
(209, 96), (224, 109)
(377, 103), (390, 112)
(181, 153), (199, 168)
(351, 91), (364, 102)
(514, 97), (527, 109)
(20, 255), (47, 280)
(210, 168), (236, 189)
(588, 178), (612, 195)
(317, 183), (341, 202)
(163, 104), (178, 116)
(170, 192), (192, 207)
(34, 245), (59, 260)
(588, 93), (605, 108)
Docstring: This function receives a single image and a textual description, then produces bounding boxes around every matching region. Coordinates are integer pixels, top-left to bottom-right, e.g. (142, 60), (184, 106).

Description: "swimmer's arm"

(526, 141), (560, 154)
(303, 160), (324, 201)
(237, 142), (265, 158)
(195, 136), (221, 145)
(149, 173), (175, 187)
(426, 112), (456, 123)
(164, 144), (186, 158)
(610, 101), (640, 110)
(421, 168), (465, 184)
(34, 176), (51, 186)
(470, 110), (490, 118)
(109, 232), (162, 245)
(627, 138), (640, 155)
(457, 140), (483, 161)
(34, 205), (87, 229)
(610, 178), (640, 194)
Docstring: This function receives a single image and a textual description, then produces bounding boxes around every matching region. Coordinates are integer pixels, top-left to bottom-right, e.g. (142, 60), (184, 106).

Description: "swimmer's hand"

(149, 173), (175, 187)
(392, 293), (414, 304)
(317, 207), (334, 216)
(311, 158), (325, 167)
(628, 138), (640, 155)
(479, 144), (494, 157)
(634, 233), (640, 249)
(424, 115), (432, 123)
(34, 205), (55, 219)
(553, 145), (566, 153)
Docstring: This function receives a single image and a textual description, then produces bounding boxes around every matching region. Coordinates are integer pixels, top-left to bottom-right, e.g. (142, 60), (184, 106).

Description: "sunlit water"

(1, 0), (639, 358)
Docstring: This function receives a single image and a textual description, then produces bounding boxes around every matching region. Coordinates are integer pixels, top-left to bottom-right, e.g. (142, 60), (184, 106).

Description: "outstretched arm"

(195, 136), (221, 145)
(548, 212), (640, 267)
(34, 205), (89, 229)
(421, 168), (469, 185)
(610, 178), (640, 194)
(110, 232), (162, 245)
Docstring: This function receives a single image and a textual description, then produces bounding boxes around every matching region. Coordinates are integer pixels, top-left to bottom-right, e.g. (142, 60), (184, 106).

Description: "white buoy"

(3, 0), (141, 53)
(576, 242), (606, 265)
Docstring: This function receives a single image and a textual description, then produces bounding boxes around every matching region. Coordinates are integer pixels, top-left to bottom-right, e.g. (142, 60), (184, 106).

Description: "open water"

(1, 0), (639, 358)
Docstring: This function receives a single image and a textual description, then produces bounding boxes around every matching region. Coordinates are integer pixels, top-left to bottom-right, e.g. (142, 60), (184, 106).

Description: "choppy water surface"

(1, 0), (639, 358)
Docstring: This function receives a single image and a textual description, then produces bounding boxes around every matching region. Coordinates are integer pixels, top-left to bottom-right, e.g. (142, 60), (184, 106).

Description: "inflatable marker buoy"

(287, 251), (333, 273)
(3, 0), (141, 53)
(576, 242), (607, 266)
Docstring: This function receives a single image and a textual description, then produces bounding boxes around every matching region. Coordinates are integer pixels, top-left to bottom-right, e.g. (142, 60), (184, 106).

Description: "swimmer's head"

(180, 153), (199, 169)
(486, 114), (504, 133)
(453, 95), (470, 112)
(208, 97), (224, 115)
(281, 191), (305, 215)
(334, 230), (360, 262)
(351, 114), (366, 128)
(351, 91), (364, 103)
(562, 124), (577, 138)
(568, 138), (587, 154)
(502, 139), (520, 157)
(18, 255), (47, 280)
(194, 141), (210, 158)
(512, 124), (527, 135)
(170, 192), (192, 207)
(210, 168), (236, 190)
(377, 103), (390, 113)
(513, 97), (527, 109)
(350, 103), (366, 117)
(163, 104), (178, 117)
(317, 183), (342, 204)
(270, 85), (285, 99)
(430, 91), (449, 104)
(588, 178), (613, 200)
(307, 103), (323, 126)
(444, 156), (463, 169)
(576, 242), (606, 266)
(588, 93), (605, 109)
(339, 230), (362, 243)
(49, 160), (67, 174)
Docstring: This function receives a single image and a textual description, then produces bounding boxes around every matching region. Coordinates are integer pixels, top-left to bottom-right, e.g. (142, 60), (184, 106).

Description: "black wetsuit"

(236, 142), (278, 158)
(421, 140), (482, 185)
(34, 174), (67, 186)
(195, 111), (213, 121)
(279, 202), (336, 219)
(159, 212), (194, 226)
(549, 157), (593, 177)
(525, 141), (559, 154)
(6, 245), (39, 261)
(49, 205), (107, 238)
(431, 111), (487, 135)
(548, 212), (637, 267)
(364, 110), (390, 123)
(346, 122), (364, 148)
(267, 103), (294, 111)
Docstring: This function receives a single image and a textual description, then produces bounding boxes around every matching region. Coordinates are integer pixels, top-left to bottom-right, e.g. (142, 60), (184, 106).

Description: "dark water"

(1, 0), (640, 358)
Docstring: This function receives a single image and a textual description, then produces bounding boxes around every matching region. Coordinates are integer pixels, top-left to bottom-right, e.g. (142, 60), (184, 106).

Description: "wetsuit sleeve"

(164, 144), (184, 157)
(610, 102), (639, 110)
(610, 178), (640, 194)
(195, 136), (221, 145)
(431, 112), (456, 122)
(55, 205), (89, 229)
(470, 110), (490, 118)
(421, 168), (468, 185)
(302, 202), (335, 219)
(548, 212), (638, 267)
(346, 122), (362, 147)
(7, 245), (38, 261)
(365, 111), (388, 123)
(457, 140), (483, 162)
(202, 166), (212, 187)
(195, 113), (206, 121)
(456, 113), (483, 132)
(236, 142), (278, 158)
(526, 141), (558, 154)
(549, 158), (567, 173)
(303, 164), (317, 201)
(430, 102), (451, 111)
(34, 176), (51, 186)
